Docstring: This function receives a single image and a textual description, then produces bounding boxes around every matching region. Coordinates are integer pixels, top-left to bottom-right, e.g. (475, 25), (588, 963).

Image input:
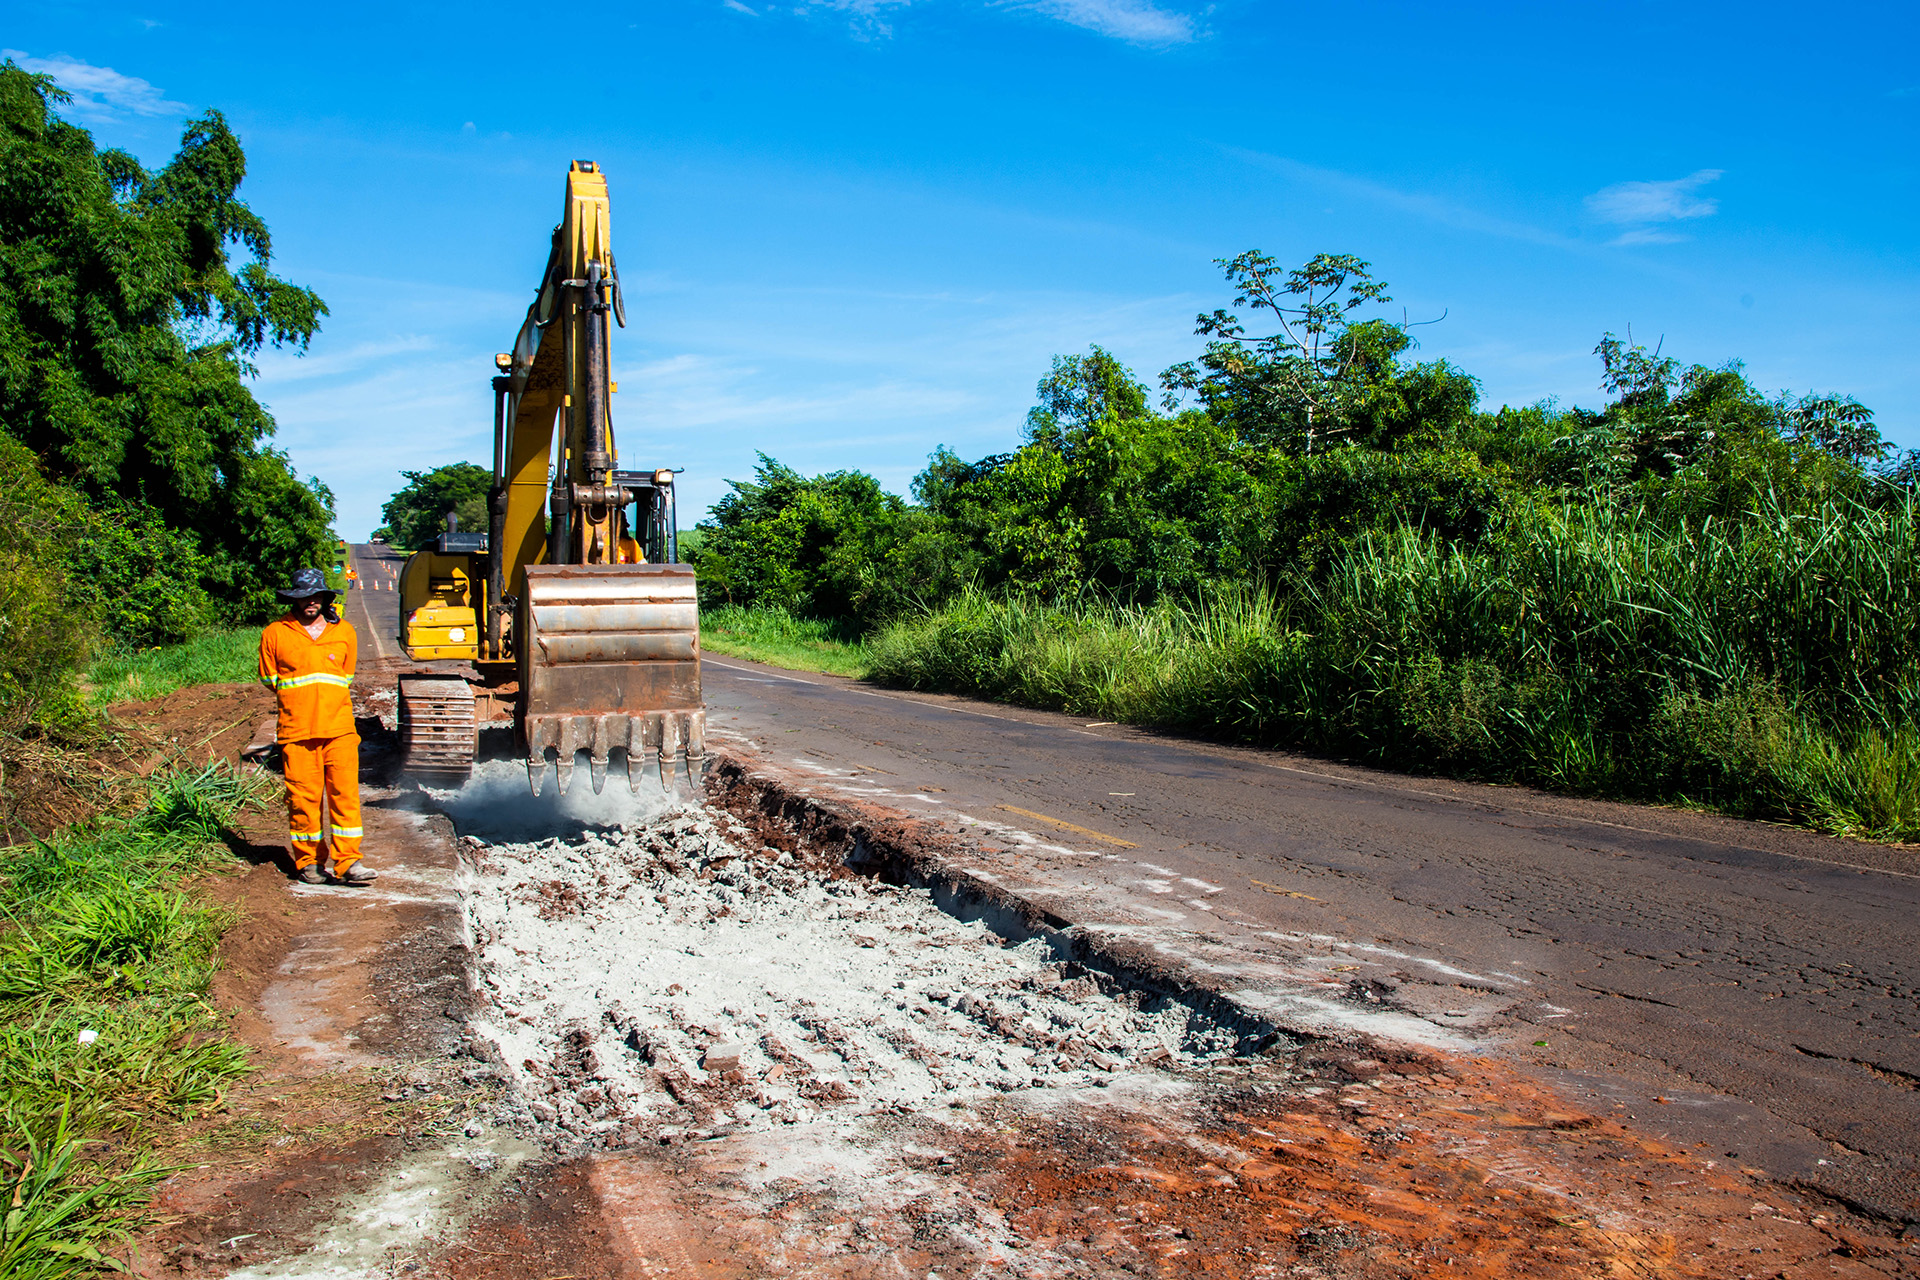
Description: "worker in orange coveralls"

(258, 568), (377, 886)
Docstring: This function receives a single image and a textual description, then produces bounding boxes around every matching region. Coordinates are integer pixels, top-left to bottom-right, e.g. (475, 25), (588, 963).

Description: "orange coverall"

(257, 617), (363, 874)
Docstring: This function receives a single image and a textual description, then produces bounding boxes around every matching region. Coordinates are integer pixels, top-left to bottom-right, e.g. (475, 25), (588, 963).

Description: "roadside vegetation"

(1, 60), (331, 747)
(688, 254), (1919, 842)
(85, 630), (263, 709)
(1, 61), (323, 1272)
(0, 764), (263, 1276)
(700, 605), (869, 677)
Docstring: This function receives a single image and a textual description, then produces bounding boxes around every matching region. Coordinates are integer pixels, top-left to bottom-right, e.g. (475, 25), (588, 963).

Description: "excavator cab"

(399, 556), (481, 659)
(395, 162), (704, 797)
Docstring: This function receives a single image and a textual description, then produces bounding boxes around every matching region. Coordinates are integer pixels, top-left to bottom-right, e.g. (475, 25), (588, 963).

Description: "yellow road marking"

(1251, 878), (1322, 902)
(995, 804), (1137, 848)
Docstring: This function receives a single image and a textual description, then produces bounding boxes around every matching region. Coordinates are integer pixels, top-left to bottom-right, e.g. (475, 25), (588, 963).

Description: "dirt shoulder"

(109, 676), (486, 1277)
(114, 675), (1920, 1278)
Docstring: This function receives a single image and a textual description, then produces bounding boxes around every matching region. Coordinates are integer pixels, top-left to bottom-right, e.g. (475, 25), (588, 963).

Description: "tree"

(1577, 333), (1790, 488)
(379, 463), (492, 551)
(0, 61), (334, 620)
(1162, 252), (1409, 454)
(1785, 394), (1885, 465)
(1022, 347), (1152, 457)
(921, 349), (1269, 599)
(692, 454), (967, 630)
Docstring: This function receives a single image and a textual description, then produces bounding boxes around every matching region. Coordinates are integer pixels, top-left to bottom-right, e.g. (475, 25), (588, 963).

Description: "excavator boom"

(396, 162), (704, 796)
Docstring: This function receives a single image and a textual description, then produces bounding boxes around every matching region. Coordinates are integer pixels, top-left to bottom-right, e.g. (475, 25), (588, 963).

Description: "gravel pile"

(450, 784), (1238, 1146)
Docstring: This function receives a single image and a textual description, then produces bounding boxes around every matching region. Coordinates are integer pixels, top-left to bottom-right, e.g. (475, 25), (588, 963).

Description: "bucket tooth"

(625, 717), (652, 794)
(590, 713), (631, 795)
(641, 713), (665, 788)
(589, 715), (619, 795)
(527, 749), (548, 796)
(554, 719), (586, 795)
(683, 712), (706, 791)
(660, 714), (684, 794)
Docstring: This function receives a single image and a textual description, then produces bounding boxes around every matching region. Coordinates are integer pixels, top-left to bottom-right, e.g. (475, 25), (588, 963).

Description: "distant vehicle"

(369, 533), (387, 544)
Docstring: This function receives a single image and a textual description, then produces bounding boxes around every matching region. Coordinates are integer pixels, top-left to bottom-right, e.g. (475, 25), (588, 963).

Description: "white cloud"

(253, 335), (440, 384)
(1585, 168), (1723, 226)
(1225, 145), (1587, 252)
(1024, 0), (1195, 44)
(798, 0), (1196, 44)
(1607, 227), (1687, 247)
(1, 50), (188, 122)
(807, 0), (914, 39)
(722, 0), (759, 12)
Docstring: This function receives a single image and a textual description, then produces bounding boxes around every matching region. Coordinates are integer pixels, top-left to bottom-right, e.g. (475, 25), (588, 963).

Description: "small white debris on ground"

(447, 765), (1242, 1146)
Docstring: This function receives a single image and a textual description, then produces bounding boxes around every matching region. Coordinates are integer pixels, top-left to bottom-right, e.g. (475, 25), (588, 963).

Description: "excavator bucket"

(520, 563), (705, 796)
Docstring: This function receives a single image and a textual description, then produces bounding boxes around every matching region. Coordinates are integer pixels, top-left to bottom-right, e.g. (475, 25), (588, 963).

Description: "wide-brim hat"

(275, 567), (337, 602)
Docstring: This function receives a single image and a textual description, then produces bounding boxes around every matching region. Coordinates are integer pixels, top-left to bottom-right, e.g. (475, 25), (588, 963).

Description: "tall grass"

(85, 628), (262, 707)
(0, 1114), (170, 1279)
(868, 492), (1919, 842)
(701, 604), (869, 677)
(0, 763), (264, 1274)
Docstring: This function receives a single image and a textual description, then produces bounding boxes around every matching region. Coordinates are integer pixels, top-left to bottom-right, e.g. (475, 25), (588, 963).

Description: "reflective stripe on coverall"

(258, 616), (363, 873)
(281, 735), (362, 872)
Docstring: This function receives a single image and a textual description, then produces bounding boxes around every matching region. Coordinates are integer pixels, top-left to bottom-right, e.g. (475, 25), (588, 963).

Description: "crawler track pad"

(399, 675), (477, 783)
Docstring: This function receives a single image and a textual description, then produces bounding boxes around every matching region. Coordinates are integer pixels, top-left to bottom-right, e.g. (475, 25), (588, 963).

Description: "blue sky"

(13, 0), (1918, 537)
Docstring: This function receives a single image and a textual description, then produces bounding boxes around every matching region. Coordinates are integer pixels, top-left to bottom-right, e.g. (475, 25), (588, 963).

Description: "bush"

(868, 490), (1920, 842)
(0, 439), (222, 732)
(694, 456), (970, 631)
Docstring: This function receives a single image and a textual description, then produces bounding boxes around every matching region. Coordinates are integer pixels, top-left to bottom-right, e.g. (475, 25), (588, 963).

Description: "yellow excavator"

(394, 161), (703, 796)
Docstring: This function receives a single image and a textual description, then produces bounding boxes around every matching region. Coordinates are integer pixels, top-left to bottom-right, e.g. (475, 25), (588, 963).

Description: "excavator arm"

(399, 162), (704, 796)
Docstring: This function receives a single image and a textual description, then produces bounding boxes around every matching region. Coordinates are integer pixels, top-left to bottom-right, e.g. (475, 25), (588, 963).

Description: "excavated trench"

(218, 740), (1911, 1278)
(436, 759), (1279, 1152)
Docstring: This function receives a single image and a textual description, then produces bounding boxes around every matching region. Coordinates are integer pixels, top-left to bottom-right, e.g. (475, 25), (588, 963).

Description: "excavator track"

(399, 675), (477, 784)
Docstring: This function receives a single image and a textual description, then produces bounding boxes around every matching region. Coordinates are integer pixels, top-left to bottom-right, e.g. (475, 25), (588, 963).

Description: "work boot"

(295, 866), (326, 885)
(332, 864), (378, 886)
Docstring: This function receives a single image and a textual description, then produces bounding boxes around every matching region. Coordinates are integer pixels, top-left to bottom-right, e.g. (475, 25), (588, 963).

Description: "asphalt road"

(698, 652), (1920, 1221)
(342, 542), (405, 659)
(344, 544), (1919, 1220)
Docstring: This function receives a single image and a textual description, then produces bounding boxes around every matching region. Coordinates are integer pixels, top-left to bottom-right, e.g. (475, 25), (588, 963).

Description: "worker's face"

(291, 595), (325, 623)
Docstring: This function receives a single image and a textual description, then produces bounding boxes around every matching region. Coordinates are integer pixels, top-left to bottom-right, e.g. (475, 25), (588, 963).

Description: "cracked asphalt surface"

(700, 653), (1920, 1221)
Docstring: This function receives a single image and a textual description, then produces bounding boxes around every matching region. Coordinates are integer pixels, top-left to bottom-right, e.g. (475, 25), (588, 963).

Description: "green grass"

(701, 605), (869, 678)
(0, 1114), (171, 1279)
(0, 762), (264, 1274)
(867, 491), (1919, 844)
(85, 628), (261, 707)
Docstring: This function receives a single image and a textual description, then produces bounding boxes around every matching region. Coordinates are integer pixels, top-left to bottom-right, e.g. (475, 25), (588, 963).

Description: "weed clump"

(0, 763), (264, 1275)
